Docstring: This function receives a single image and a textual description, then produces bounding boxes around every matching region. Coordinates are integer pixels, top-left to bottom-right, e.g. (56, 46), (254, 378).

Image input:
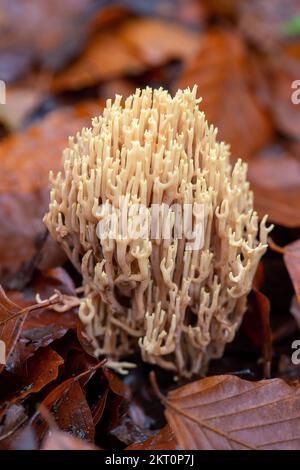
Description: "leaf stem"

(0, 296), (61, 327)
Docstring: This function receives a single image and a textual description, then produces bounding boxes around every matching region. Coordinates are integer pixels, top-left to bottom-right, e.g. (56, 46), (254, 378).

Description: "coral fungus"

(44, 86), (272, 377)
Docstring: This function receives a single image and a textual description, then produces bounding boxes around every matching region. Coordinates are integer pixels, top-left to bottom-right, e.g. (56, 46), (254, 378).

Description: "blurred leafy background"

(1, 0), (300, 450)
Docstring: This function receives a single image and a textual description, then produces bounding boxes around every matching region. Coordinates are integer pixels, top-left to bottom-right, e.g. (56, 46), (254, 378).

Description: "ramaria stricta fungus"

(44, 86), (273, 378)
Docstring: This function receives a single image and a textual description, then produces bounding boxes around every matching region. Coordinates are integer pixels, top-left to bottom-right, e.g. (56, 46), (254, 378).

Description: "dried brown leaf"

(52, 31), (144, 92)
(0, 101), (103, 280)
(119, 18), (201, 66)
(6, 268), (79, 372)
(176, 29), (272, 159)
(47, 381), (95, 442)
(0, 0), (99, 82)
(4, 347), (64, 404)
(103, 368), (127, 397)
(153, 374), (300, 450)
(0, 288), (29, 374)
(29, 361), (104, 444)
(248, 150), (300, 227)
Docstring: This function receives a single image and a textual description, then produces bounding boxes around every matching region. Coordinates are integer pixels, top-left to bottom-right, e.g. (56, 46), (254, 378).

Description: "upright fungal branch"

(44, 87), (272, 377)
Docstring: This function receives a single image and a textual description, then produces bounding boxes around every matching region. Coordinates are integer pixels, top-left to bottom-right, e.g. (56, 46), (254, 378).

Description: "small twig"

(149, 371), (256, 450)
(0, 287), (82, 327)
(74, 358), (107, 381)
(0, 296), (62, 327)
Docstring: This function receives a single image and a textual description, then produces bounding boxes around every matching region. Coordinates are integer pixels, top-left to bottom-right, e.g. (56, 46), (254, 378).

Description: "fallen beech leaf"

(103, 368), (127, 397)
(283, 239), (300, 303)
(120, 18), (201, 66)
(153, 374), (300, 449)
(0, 100), (103, 280)
(91, 5), (129, 31)
(249, 154), (300, 190)
(52, 31), (144, 92)
(30, 361), (104, 444)
(248, 149), (300, 227)
(0, 0), (99, 82)
(0, 288), (29, 374)
(4, 347), (64, 404)
(176, 29), (272, 159)
(0, 277), (78, 378)
(6, 268), (79, 373)
(126, 424), (177, 450)
(50, 381), (95, 442)
(31, 381), (94, 444)
(252, 185), (300, 228)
